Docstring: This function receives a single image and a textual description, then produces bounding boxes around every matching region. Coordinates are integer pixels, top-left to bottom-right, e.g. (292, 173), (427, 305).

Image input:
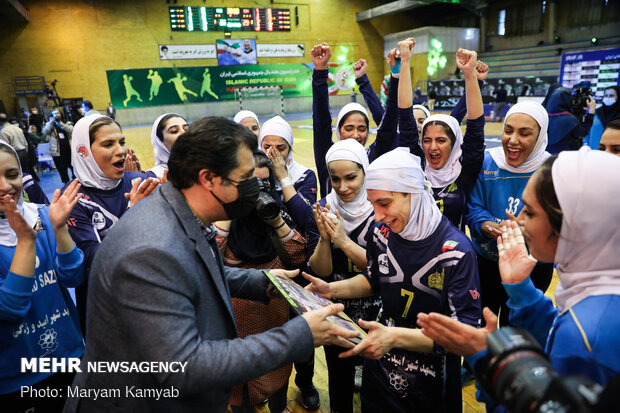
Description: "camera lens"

(483, 328), (556, 413)
(256, 192), (279, 221)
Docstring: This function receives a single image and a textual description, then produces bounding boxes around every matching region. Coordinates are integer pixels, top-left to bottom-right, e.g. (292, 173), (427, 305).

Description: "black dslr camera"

(570, 81), (592, 116)
(476, 327), (605, 413)
(255, 178), (280, 221)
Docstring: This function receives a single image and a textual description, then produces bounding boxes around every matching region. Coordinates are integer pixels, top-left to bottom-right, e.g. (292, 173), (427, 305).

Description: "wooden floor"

(124, 116), (555, 413)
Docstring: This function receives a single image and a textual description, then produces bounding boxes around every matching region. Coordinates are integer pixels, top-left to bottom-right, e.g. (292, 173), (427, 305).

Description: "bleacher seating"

(478, 35), (620, 78)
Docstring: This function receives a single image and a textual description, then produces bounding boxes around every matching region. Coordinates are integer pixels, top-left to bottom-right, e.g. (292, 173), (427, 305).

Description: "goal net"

(235, 85), (284, 116)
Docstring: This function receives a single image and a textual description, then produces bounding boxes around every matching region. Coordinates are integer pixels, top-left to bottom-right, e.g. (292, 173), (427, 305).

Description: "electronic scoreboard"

(169, 7), (291, 32)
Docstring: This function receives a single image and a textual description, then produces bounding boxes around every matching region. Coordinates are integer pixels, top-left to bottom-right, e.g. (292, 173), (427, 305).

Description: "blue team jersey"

(465, 153), (534, 261)
(362, 216), (481, 412)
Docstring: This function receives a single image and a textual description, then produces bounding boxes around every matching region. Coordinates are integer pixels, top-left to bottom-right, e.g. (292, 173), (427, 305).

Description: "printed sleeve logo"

(442, 240), (459, 253)
(469, 289), (480, 300)
(378, 253), (389, 274)
(91, 211), (106, 230)
(428, 267), (445, 290)
(380, 225), (390, 238)
(77, 145), (89, 159)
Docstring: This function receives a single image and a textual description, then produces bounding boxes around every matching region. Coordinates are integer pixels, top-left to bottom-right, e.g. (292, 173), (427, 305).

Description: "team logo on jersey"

(92, 211), (106, 230)
(428, 267), (445, 290)
(469, 289), (480, 300)
(447, 182), (458, 192)
(378, 253), (389, 274)
(77, 145), (89, 159)
(442, 240), (459, 252)
(35, 256), (40, 269)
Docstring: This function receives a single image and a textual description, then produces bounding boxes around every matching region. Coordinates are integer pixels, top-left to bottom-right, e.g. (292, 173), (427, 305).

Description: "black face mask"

(211, 176), (260, 219)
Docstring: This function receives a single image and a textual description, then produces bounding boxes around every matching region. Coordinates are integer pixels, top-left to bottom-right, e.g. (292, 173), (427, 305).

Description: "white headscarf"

(147, 113), (182, 179)
(335, 103), (369, 141)
(233, 110), (260, 130)
(0, 141), (39, 246)
(412, 104), (431, 119)
(71, 114), (122, 190)
(324, 140), (374, 235)
(551, 147), (620, 314)
(366, 147), (442, 241)
(489, 101), (550, 173)
(421, 114), (464, 188)
(259, 115), (309, 186)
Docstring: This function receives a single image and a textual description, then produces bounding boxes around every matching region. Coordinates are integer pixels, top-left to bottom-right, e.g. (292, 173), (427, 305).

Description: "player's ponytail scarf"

(552, 147), (620, 314)
(366, 147), (442, 241)
(71, 114), (121, 190)
(489, 101), (550, 173)
(421, 114), (464, 188)
(259, 116), (309, 189)
(0, 141), (39, 247)
(324, 139), (374, 237)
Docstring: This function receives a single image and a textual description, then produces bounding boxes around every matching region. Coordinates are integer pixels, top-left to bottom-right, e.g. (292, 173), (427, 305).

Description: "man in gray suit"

(64, 117), (356, 412)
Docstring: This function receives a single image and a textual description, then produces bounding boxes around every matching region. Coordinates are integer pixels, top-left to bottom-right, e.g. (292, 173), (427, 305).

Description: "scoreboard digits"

(169, 6), (291, 32)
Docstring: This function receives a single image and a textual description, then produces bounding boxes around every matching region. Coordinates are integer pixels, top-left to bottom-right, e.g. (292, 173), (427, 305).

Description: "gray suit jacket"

(63, 183), (313, 413)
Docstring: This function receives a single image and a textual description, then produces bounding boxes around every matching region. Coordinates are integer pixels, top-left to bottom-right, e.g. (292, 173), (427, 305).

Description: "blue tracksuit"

(0, 205), (85, 393)
(362, 216), (481, 412)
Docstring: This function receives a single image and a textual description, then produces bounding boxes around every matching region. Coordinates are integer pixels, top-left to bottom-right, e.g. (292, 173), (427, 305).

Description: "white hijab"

(552, 147), (620, 314)
(412, 104), (431, 119)
(148, 113), (183, 179)
(233, 110), (260, 131)
(259, 115), (309, 186)
(489, 101), (550, 173)
(71, 114), (121, 190)
(0, 141), (39, 247)
(366, 147), (442, 241)
(421, 114), (464, 188)
(324, 139), (374, 235)
(335, 103), (369, 141)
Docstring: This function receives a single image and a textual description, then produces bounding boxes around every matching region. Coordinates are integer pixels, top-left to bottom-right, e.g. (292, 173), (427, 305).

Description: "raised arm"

(353, 59), (385, 124)
(311, 43), (334, 198)
(457, 49), (484, 120)
(396, 38), (425, 161)
(450, 60), (488, 123)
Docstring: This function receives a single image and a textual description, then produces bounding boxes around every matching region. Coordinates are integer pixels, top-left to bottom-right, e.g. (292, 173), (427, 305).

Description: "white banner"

(257, 44), (305, 57)
(159, 44), (216, 60)
(159, 43), (305, 60)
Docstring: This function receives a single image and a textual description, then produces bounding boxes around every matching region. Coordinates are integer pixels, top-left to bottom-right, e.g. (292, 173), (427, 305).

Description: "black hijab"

(596, 86), (620, 128)
(227, 151), (294, 265)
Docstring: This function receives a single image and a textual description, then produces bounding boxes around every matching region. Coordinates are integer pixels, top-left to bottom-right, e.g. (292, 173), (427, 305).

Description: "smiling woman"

(465, 101), (554, 327)
(65, 115), (158, 333)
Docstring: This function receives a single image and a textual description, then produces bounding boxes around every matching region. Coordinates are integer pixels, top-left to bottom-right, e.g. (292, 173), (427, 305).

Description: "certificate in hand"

(264, 270), (367, 344)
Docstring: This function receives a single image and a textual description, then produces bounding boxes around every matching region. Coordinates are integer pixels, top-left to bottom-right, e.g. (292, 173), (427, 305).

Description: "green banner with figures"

(106, 63), (356, 109)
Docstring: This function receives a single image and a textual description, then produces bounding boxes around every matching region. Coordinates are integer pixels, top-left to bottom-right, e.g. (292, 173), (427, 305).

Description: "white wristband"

(280, 177), (293, 188)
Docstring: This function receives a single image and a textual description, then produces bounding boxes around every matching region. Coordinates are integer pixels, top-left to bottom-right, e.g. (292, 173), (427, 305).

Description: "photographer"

(546, 87), (596, 154)
(42, 109), (74, 183)
(418, 148), (620, 410)
(213, 151), (307, 413)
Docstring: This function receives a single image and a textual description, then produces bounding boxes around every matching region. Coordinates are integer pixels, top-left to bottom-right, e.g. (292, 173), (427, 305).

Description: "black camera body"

(255, 178), (280, 222)
(477, 327), (603, 413)
(570, 81), (592, 116)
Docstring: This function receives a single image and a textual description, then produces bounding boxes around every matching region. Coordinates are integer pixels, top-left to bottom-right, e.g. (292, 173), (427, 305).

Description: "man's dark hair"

(83, 100), (93, 110)
(88, 116), (122, 145)
(605, 118), (620, 131)
(168, 116), (258, 189)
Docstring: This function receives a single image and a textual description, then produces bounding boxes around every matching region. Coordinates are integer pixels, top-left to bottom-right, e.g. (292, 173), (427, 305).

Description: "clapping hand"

(124, 177), (159, 207)
(497, 221), (537, 284)
(49, 179), (83, 231)
(2, 195), (36, 241)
